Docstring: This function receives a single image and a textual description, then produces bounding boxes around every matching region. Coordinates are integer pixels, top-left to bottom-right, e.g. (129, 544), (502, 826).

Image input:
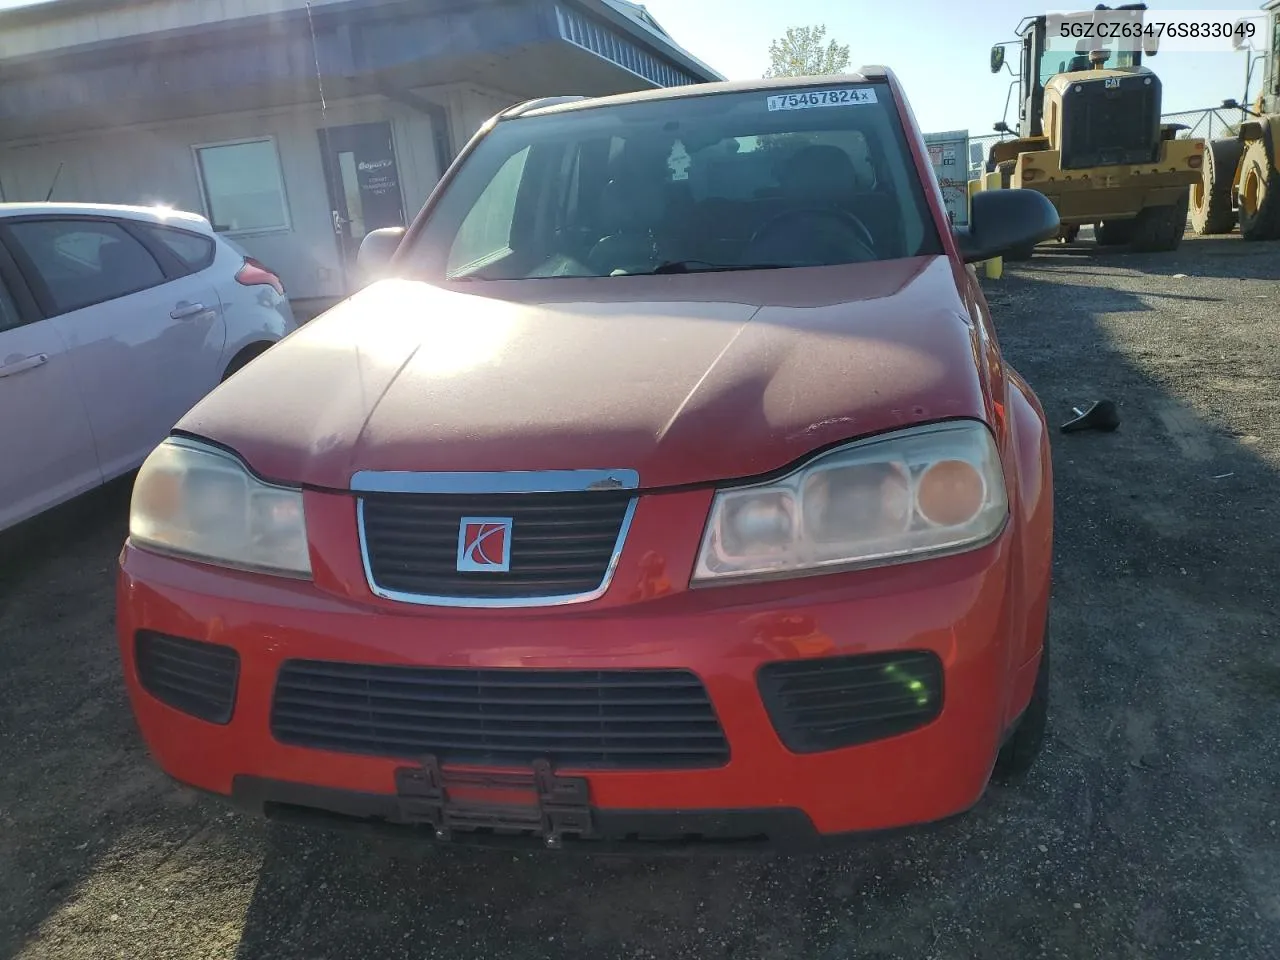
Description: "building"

(0, 0), (722, 311)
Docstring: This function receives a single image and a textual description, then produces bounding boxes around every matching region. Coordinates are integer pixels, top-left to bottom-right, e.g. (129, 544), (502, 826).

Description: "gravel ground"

(2, 233), (1278, 960)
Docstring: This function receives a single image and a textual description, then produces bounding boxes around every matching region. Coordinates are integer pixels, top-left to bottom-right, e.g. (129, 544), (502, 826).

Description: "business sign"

(923, 129), (970, 227)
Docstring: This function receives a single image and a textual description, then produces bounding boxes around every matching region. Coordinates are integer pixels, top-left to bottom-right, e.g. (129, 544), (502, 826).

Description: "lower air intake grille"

(758, 651), (943, 753)
(271, 661), (730, 770)
(135, 632), (239, 724)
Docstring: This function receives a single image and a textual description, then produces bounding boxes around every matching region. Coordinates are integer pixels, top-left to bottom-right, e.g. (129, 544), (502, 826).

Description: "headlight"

(129, 437), (311, 578)
(691, 420), (1008, 584)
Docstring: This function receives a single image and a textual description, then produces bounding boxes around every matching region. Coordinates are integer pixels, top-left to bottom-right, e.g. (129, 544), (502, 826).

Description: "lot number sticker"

(767, 89), (877, 111)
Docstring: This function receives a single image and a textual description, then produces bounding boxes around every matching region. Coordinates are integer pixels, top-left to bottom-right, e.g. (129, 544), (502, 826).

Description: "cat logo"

(1104, 77), (1121, 89)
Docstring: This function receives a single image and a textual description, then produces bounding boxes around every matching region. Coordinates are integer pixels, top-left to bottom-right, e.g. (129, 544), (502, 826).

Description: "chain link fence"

(1161, 107), (1244, 141)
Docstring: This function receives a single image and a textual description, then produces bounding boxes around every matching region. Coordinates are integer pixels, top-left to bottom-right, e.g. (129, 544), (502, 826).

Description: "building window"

(193, 138), (290, 235)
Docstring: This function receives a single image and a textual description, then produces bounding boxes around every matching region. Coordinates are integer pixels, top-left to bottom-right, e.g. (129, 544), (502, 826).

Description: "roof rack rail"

(501, 96), (588, 119)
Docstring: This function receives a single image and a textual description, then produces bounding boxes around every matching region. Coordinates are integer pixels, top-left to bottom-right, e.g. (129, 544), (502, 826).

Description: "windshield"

(397, 83), (943, 281)
(1039, 15), (1141, 87)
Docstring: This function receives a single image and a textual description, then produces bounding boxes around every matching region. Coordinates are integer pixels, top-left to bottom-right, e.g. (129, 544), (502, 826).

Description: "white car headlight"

(129, 437), (311, 578)
(692, 420), (1008, 585)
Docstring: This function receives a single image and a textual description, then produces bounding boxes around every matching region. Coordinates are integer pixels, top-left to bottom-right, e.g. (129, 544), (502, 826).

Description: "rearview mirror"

(356, 227), (406, 285)
(954, 189), (1060, 264)
(990, 45), (1005, 74)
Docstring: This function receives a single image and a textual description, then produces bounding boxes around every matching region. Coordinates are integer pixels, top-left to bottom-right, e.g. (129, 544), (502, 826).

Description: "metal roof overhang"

(0, 0), (722, 141)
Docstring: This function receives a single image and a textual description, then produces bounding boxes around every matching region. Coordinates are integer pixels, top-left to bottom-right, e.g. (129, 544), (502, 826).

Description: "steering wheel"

(744, 207), (878, 266)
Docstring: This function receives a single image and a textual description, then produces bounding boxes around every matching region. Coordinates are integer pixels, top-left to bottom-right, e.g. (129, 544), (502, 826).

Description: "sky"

(638, 0), (1262, 134)
(0, 0), (1264, 136)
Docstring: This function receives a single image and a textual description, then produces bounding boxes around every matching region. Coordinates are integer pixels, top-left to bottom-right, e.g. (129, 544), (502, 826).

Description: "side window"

(6, 219), (166, 315)
(0, 278), (20, 332)
(447, 145), (531, 275)
(1274, 16), (1280, 94)
(139, 225), (216, 274)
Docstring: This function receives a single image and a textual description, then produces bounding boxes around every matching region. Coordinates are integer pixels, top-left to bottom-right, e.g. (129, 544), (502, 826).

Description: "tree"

(764, 24), (851, 79)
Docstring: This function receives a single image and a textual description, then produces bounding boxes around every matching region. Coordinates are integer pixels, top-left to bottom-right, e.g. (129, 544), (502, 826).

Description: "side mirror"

(1222, 98), (1241, 110)
(990, 45), (1006, 74)
(1143, 32), (1159, 56)
(994, 121), (1011, 134)
(954, 189), (1060, 264)
(1230, 18), (1250, 51)
(356, 226), (406, 284)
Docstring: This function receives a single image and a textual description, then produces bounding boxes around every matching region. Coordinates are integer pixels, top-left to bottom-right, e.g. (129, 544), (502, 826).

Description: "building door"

(317, 121), (406, 288)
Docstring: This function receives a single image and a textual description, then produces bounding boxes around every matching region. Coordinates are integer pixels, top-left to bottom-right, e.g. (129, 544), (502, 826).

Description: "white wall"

(0, 92), (442, 300)
(443, 86), (527, 150)
(0, 81), (525, 301)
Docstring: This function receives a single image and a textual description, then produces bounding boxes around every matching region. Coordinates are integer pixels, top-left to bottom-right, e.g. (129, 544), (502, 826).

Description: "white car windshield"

(398, 82), (944, 281)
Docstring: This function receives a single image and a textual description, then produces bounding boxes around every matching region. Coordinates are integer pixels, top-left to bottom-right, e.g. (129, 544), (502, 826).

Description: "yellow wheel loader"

(1190, 0), (1280, 241)
(974, 3), (1205, 258)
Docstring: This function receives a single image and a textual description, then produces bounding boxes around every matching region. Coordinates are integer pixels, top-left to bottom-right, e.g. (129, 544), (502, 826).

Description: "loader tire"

(1129, 188), (1189, 253)
(1190, 138), (1242, 235)
(1238, 138), (1280, 242)
(1095, 219), (1134, 246)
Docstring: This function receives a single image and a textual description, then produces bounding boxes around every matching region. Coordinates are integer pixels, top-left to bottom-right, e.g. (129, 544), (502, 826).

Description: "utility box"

(923, 129), (970, 227)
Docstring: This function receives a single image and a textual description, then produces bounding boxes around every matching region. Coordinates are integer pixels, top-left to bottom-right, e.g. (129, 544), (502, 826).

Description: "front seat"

(587, 177), (664, 275)
(774, 145), (899, 257)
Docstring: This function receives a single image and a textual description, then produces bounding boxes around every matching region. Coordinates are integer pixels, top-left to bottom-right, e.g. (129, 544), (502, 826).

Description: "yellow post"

(983, 172), (1004, 279)
(967, 177), (1003, 279)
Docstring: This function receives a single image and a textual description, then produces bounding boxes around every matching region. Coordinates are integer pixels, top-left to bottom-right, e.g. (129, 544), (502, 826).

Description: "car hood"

(178, 256), (989, 490)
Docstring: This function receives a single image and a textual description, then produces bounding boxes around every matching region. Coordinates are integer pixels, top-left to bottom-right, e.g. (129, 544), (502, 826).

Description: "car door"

(0, 243), (101, 532)
(0, 216), (225, 482)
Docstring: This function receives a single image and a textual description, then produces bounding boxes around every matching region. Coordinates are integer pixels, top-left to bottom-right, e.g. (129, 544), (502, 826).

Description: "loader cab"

(1234, 2), (1279, 116)
(1003, 4), (1148, 139)
(1267, 3), (1280, 110)
(988, 3), (1163, 172)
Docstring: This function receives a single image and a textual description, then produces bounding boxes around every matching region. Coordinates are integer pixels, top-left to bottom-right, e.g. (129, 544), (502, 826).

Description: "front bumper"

(116, 489), (1040, 846)
(1008, 139), (1204, 224)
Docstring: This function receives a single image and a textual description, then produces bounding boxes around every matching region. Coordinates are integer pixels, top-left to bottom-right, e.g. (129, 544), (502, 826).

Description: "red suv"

(117, 69), (1060, 850)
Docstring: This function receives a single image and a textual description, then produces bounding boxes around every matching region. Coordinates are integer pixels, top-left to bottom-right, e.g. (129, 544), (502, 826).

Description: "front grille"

(360, 491), (633, 601)
(758, 651), (943, 753)
(270, 661), (730, 770)
(135, 632), (239, 724)
(1059, 75), (1160, 170)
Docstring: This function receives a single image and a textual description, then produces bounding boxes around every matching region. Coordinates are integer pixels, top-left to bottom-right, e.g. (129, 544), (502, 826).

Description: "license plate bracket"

(394, 755), (594, 848)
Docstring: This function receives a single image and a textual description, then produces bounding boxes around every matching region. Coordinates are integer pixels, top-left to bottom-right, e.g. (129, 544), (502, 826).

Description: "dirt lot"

(2, 235), (1278, 960)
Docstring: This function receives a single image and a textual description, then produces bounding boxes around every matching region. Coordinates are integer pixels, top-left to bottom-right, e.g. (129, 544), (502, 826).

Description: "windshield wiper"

(647, 259), (796, 275)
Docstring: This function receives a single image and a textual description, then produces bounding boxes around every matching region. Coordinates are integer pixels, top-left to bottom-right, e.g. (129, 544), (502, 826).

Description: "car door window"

(6, 219), (167, 315)
(0, 277), (20, 332)
(447, 145), (531, 276)
(138, 224), (216, 275)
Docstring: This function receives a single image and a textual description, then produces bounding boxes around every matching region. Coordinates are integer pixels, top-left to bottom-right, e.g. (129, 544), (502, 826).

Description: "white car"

(0, 202), (297, 533)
